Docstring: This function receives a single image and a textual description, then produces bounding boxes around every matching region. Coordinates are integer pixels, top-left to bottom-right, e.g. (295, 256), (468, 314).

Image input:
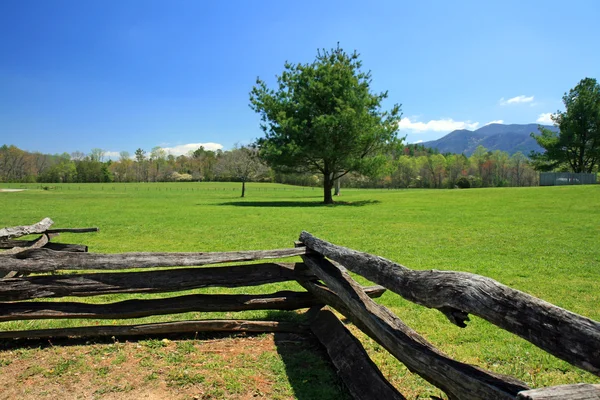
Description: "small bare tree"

(216, 145), (269, 197)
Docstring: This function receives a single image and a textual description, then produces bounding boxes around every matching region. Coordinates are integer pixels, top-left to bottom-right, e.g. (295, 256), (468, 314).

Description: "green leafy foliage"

(531, 77), (600, 172)
(250, 45), (402, 203)
(455, 176), (470, 188)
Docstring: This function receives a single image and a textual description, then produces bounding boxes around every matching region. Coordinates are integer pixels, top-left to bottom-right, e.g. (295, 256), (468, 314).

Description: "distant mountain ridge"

(422, 123), (557, 156)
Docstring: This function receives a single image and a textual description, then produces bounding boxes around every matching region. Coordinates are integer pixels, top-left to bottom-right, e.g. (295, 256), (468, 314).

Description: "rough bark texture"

(310, 309), (406, 400)
(0, 286), (384, 322)
(1, 239), (88, 253)
(517, 384), (600, 399)
(0, 263), (312, 301)
(0, 218), (54, 240)
(0, 290), (325, 321)
(0, 319), (307, 340)
(0, 247), (308, 272)
(2, 233), (49, 255)
(299, 232), (600, 376)
(301, 254), (529, 400)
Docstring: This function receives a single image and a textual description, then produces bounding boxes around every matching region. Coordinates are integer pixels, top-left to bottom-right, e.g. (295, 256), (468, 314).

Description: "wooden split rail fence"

(0, 218), (598, 400)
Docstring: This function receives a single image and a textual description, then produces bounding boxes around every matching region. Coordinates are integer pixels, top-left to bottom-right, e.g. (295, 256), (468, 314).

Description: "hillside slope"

(422, 123), (557, 155)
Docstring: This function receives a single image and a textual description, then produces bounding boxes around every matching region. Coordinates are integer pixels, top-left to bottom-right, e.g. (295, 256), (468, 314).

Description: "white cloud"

(536, 113), (554, 124)
(104, 151), (121, 160)
(500, 95), (535, 106)
(161, 142), (224, 156)
(398, 117), (480, 133)
(484, 120), (504, 125)
(411, 139), (424, 144)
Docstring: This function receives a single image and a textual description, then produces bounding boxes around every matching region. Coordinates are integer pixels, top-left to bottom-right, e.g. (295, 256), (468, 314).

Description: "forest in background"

(0, 143), (539, 189)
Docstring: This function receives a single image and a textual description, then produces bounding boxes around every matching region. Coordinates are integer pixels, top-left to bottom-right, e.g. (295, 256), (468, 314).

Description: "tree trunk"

(323, 172), (334, 204)
(241, 180), (246, 198)
(334, 178), (341, 196)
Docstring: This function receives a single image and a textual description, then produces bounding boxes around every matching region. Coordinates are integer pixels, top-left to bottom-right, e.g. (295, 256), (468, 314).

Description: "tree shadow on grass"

(265, 310), (351, 400)
(217, 200), (380, 208)
(0, 311), (349, 399)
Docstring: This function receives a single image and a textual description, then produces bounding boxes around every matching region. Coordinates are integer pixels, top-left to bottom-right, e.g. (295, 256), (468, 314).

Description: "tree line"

(0, 142), (538, 189)
(0, 144), (267, 186)
(273, 144), (539, 189)
(2, 47), (596, 202)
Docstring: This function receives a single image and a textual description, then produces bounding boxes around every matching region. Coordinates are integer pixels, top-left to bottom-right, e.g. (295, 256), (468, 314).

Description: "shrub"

(468, 175), (482, 188)
(456, 176), (470, 189)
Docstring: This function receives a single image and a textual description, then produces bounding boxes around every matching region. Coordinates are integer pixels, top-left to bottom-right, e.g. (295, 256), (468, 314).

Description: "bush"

(456, 176), (470, 189)
(468, 175), (482, 188)
(170, 172), (193, 182)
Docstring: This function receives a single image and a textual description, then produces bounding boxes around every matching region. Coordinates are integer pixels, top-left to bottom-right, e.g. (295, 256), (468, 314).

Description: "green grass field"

(1, 182), (599, 398)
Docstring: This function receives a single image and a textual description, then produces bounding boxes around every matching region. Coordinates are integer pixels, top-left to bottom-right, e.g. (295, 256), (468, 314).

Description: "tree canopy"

(531, 77), (600, 173)
(249, 45), (402, 203)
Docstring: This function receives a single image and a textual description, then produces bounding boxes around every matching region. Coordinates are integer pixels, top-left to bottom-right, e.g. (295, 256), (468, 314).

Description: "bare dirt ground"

(0, 333), (337, 400)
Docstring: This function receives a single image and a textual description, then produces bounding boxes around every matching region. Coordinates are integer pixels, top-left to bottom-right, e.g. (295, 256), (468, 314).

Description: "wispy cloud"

(536, 113), (554, 125)
(398, 117), (480, 133)
(499, 95), (534, 106)
(161, 142), (223, 156)
(411, 139), (424, 144)
(484, 120), (504, 125)
(104, 151), (121, 160)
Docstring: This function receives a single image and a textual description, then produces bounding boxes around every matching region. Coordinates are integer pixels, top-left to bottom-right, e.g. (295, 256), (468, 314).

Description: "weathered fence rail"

(1, 218), (598, 400)
(299, 232), (600, 376)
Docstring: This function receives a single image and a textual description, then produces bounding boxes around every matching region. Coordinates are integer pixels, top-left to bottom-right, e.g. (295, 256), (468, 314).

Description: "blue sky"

(1, 0), (599, 158)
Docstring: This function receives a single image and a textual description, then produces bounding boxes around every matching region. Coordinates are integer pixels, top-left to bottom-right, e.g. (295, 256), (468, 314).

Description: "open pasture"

(0, 182), (599, 398)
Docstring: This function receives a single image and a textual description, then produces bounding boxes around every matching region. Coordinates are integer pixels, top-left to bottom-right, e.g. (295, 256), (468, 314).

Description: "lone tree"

(250, 45), (402, 204)
(215, 145), (268, 197)
(530, 77), (600, 173)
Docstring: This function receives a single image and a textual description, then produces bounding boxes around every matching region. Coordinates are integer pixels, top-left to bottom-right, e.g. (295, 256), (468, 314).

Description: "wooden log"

(310, 309), (406, 400)
(45, 227), (99, 234)
(301, 254), (529, 400)
(0, 263), (315, 301)
(1, 234), (50, 279)
(517, 384), (600, 399)
(2, 233), (49, 255)
(299, 232), (600, 376)
(43, 243), (88, 252)
(0, 319), (307, 340)
(0, 218), (53, 240)
(296, 279), (381, 343)
(0, 286), (385, 322)
(0, 247), (308, 272)
(1, 239), (88, 253)
(1, 237), (44, 249)
(0, 290), (323, 321)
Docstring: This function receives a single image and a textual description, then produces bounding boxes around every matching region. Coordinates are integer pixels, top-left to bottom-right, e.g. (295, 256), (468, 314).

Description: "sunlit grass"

(1, 182), (599, 396)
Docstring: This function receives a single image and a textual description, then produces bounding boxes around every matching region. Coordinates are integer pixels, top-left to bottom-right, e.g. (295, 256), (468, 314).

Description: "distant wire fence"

(23, 185), (323, 192)
(2, 176), (598, 192)
(3, 184), (407, 192)
(539, 172), (598, 186)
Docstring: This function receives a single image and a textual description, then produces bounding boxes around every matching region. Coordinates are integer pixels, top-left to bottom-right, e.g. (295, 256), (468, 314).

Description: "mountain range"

(421, 123), (557, 156)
